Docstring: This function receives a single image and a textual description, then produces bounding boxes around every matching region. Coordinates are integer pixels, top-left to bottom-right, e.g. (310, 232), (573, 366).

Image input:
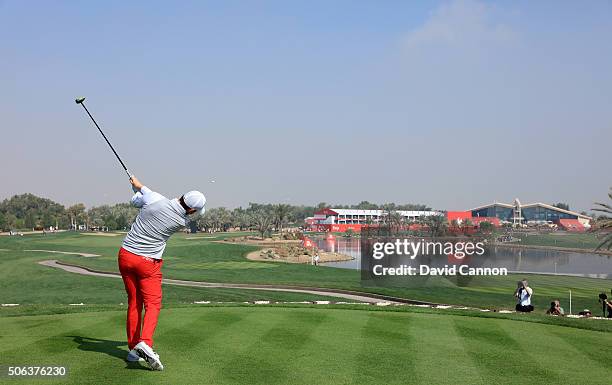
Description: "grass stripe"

(280, 309), (371, 385)
(354, 311), (416, 384)
(546, 326), (612, 368)
(0, 312), (123, 355)
(453, 317), (556, 385)
(205, 308), (319, 384)
(410, 313), (485, 384)
(218, 308), (329, 384)
(497, 320), (609, 384)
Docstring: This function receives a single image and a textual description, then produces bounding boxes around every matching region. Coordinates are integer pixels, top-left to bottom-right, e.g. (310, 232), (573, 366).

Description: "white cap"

(183, 191), (206, 216)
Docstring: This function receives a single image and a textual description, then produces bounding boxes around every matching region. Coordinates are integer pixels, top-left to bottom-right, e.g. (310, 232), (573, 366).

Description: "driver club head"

(75, 97), (86, 104)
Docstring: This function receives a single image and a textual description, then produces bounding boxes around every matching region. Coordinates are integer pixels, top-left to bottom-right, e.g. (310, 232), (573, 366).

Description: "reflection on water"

(314, 237), (612, 278)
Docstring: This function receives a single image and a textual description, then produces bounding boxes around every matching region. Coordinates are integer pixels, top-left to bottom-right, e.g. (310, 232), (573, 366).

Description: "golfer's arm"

(129, 176), (165, 206)
(131, 192), (145, 208)
(141, 186), (166, 206)
(130, 175), (144, 192)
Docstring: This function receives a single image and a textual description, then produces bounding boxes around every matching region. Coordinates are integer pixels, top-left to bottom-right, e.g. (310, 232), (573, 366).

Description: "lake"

(314, 236), (612, 279)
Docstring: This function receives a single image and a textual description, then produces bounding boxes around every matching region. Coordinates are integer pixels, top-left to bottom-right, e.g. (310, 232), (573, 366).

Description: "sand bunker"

(26, 249), (100, 257)
(80, 232), (120, 237)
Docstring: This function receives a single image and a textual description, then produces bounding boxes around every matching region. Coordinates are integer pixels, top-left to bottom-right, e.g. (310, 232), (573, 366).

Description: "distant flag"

(303, 237), (314, 248)
(447, 253), (469, 264)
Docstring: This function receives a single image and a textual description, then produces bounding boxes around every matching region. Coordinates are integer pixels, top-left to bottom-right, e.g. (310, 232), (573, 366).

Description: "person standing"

(119, 176), (205, 370)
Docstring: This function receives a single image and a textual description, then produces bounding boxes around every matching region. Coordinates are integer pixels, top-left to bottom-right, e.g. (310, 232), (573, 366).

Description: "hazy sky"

(1, 0), (610, 213)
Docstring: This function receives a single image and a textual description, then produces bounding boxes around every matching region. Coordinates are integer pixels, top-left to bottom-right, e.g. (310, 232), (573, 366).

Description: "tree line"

(0, 193), (141, 231)
(0, 194), (433, 233)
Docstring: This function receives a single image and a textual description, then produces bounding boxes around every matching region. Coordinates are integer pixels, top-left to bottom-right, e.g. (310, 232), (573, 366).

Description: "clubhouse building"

(305, 199), (592, 233)
(449, 199), (592, 231)
(305, 208), (440, 232)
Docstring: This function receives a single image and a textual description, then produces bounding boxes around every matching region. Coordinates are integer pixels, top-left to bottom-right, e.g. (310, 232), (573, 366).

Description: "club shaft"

(79, 103), (131, 178)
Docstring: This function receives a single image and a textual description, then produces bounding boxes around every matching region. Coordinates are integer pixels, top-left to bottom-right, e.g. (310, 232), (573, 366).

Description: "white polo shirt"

(121, 186), (189, 259)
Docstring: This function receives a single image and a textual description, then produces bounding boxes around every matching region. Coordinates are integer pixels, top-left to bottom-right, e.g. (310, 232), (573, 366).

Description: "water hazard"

(314, 236), (612, 279)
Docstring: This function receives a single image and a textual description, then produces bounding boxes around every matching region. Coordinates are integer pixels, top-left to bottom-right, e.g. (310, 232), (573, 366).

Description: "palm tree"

(197, 212), (214, 232)
(593, 188), (612, 250)
(251, 208), (273, 238)
(379, 204), (395, 229)
(231, 208), (250, 231)
(273, 204), (291, 233)
(67, 203), (86, 230)
(216, 207), (232, 231)
(425, 215), (448, 237)
(389, 211), (404, 231)
(205, 208), (221, 232)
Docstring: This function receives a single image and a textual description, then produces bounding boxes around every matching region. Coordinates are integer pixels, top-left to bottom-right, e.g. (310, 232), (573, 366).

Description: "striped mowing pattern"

(0, 307), (610, 385)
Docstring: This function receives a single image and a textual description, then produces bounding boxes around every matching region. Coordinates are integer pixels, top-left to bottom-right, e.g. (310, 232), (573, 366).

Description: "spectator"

(514, 279), (534, 312)
(578, 309), (592, 317)
(314, 253), (320, 266)
(604, 298), (612, 318)
(546, 300), (564, 316)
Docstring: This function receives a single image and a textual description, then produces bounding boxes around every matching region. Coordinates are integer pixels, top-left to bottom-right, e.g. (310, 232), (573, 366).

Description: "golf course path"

(26, 249), (100, 257)
(38, 259), (431, 305)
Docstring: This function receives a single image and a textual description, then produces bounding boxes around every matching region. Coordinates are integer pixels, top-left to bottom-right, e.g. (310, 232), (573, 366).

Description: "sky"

(1, 0), (610, 213)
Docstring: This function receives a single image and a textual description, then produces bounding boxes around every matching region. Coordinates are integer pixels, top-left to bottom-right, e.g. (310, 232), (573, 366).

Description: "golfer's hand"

(130, 175), (144, 192)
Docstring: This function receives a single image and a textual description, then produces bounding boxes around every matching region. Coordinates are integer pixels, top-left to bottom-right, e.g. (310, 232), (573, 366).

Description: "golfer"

(118, 175), (205, 370)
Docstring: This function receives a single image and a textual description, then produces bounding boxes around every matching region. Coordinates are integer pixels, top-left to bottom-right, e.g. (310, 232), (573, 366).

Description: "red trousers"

(118, 247), (163, 350)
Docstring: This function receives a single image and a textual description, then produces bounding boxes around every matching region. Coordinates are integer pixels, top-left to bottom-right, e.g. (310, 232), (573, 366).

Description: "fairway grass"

(0, 249), (348, 305)
(514, 232), (604, 250)
(2, 232), (608, 312)
(0, 232), (612, 314)
(0, 306), (610, 385)
(1, 233), (611, 384)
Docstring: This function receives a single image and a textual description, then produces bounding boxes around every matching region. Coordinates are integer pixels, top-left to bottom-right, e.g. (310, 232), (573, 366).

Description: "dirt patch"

(246, 248), (352, 264)
(217, 236), (302, 246)
(80, 232), (120, 237)
(1, 230), (69, 236)
(223, 236), (353, 264)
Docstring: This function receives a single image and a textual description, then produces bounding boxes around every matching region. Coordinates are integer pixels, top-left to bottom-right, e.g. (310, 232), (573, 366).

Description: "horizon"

(1, 0), (610, 214)
(0, 190), (600, 217)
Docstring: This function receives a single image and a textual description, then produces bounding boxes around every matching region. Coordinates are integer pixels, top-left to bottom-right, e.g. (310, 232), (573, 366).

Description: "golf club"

(75, 97), (132, 178)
